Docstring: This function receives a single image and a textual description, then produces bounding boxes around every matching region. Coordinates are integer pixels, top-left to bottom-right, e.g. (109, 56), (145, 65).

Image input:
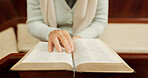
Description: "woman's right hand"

(48, 30), (74, 53)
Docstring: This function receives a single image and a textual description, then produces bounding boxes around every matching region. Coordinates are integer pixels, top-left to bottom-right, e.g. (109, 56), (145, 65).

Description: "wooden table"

(0, 53), (148, 78)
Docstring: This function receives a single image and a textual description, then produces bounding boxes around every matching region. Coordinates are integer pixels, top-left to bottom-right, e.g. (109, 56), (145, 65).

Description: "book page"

(22, 42), (73, 67)
(73, 39), (122, 67)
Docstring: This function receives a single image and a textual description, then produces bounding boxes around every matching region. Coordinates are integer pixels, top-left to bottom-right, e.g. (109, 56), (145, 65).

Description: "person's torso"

(54, 0), (76, 26)
(54, 0), (76, 35)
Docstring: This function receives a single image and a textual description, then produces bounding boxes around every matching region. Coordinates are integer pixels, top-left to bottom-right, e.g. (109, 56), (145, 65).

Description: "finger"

(48, 38), (53, 52)
(60, 41), (64, 47)
(52, 36), (62, 52)
(58, 34), (71, 53)
(63, 30), (74, 51)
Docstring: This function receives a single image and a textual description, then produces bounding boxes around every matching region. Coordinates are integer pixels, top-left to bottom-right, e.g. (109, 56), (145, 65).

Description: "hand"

(48, 30), (74, 53)
(72, 35), (82, 42)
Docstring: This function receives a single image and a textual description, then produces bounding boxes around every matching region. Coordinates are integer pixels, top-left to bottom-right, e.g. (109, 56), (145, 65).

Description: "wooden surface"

(0, 53), (148, 78)
(0, 0), (18, 31)
(0, 53), (25, 78)
(109, 0), (148, 18)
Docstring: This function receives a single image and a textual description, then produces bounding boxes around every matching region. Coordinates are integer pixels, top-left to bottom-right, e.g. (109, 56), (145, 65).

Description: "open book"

(11, 39), (134, 73)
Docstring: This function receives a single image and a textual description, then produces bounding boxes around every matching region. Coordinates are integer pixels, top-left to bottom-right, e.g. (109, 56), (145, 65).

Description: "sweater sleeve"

(73, 0), (109, 39)
(27, 0), (61, 41)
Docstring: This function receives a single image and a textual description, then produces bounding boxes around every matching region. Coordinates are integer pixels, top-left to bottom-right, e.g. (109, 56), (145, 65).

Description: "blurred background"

(0, 0), (148, 78)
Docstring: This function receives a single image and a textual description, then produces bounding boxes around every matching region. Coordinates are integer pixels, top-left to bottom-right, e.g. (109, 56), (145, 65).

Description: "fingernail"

(72, 48), (74, 51)
(68, 49), (71, 53)
(59, 49), (62, 52)
(49, 49), (52, 52)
